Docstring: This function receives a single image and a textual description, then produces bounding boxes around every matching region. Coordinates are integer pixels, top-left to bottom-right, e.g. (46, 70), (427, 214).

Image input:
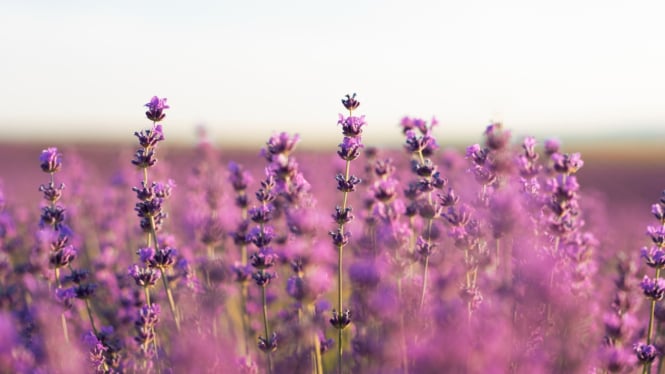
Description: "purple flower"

(145, 96), (169, 122)
(134, 124), (165, 148)
(128, 264), (161, 287)
(151, 247), (178, 269)
(647, 225), (665, 246)
(329, 309), (351, 330)
(135, 304), (160, 356)
(404, 130), (438, 155)
(329, 228), (350, 247)
(49, 244), (77, 268)
(371, 179), (398, 203)
(484, 122), (510, 150)
(438, 188), (459, 207)
(551, 152), (584, 174)
(55, 286), (77, 304)
(415, 236), (436, 258)
(138, 246), (156, 263)
(249, 205), (273, 224)
(138, 246), (177, 269)
(39, 205), (66, 229)
(250, 248), (278, 269)
(332, 206), (354, 225)
(373, 158), (396, 177)
(63, 268), (89, 284)
(443, 204), (472, 227)
(131, 148), (158, 169)
(335, 174), (361, 193)
(522, 136), (537, 159)
(262, 132), (300, 160)
(400, 116), (435, 135)
(153, 179), (174, 198)
(652, 204), (665, 222)
(247, 226), (275, 248)
(634, 342), (658, 363)
(228, 161), (253, 191)
(39, 182), (65, 203)
(258, 332), (278, 352)
(544, 138), (560, 156)
(74, 283), (98, 299)
(640, 275), (665, 300)
(252, 270), (276, 287)
(337, 136), (364, 161)
(341, 93), (360, 112)
(231, 262), (252, 283)
(641, 246), (665, 269)
(338, 115), (367, 138)
(84, 332), (109, 372)
(40, 147), (62, 173)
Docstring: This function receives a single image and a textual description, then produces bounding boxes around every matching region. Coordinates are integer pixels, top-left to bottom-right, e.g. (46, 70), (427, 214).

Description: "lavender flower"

(641, 246), (665, 269)
(341, 93), (360, 112)
(135, 304), (160, 358)
(633, 343), (658, 364)
(145, 96), (170, 122)
(640, 275), (665, 301)
(128, 265), (161, 288)
(262, 132), (300, 161)
(40, 147), (62, 173)
(337, 136), (364, 161)
(338, 114), (367, 138)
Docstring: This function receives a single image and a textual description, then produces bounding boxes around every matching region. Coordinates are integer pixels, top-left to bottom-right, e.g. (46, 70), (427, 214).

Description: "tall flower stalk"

(229, 161), (253, 357)
(329, 93), (366, 373)
(131, 96), (180, 332)
(400, 117), (444, 310)
(636, 190), (665, 373)
(40, 148), (120, 371)
(38, 147), (71, 342)
(249, 173), (279, 373)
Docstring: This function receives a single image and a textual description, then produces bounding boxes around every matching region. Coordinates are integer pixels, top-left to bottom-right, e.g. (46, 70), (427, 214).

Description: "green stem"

(54, 267), (70, 343)
(647, 269), (662, 343)
(418, 219), (433, 311)
(261, 284), (273, 374)
(60, 311), (70, 343)
(336, 159), (352, 374)
(419, 256), (430, 310)
(159, 268), (181, 331)
(313, 333), (323, 374)
(85, 298), (99, 336)
(144, 287), (151, 306)
(643, 267), (661, 374)
(240, 282), (250, 356)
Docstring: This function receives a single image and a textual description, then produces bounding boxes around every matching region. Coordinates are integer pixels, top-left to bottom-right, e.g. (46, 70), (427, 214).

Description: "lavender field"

(1, 96), (665, 374)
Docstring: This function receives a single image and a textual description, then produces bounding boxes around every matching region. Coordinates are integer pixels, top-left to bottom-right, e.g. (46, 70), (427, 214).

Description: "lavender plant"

(636, 190), (665, 373)
(0, 92), (654, 373)
(330, 93), (366, 373)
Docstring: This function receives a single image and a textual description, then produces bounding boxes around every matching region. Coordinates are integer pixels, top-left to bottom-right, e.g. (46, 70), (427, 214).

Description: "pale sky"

(1, 0), (664, 148)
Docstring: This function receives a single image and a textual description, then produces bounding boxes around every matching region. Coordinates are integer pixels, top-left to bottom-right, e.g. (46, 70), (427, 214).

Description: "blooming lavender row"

(0, 94), (658, 373)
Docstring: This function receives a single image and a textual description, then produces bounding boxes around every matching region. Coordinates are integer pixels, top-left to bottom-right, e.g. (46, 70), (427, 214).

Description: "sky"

(1, 0), (664, 149)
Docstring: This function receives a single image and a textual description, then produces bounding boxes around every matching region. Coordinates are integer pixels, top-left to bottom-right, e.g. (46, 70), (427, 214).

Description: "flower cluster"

(3, 93), (659, 373)
(634, 190), (665, 370)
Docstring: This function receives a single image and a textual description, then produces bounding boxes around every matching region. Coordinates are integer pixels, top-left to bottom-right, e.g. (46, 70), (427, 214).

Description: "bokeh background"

(1, 0), (664, 147)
